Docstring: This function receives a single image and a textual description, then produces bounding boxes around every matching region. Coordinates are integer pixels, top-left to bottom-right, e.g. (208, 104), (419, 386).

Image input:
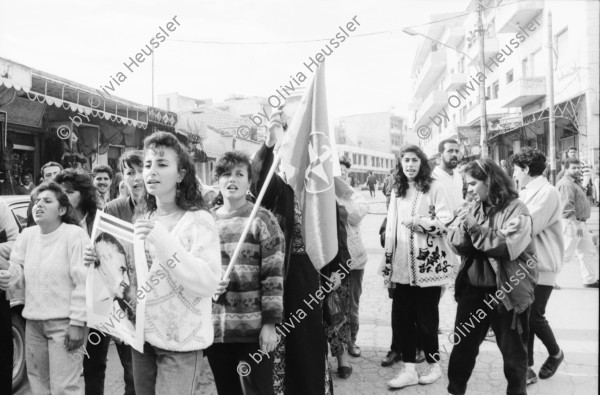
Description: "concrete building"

(334, 112), (407, 184)
(408, 0), (599, 174)
(159, 92), (213, 112)
(337, 144), (396, 185)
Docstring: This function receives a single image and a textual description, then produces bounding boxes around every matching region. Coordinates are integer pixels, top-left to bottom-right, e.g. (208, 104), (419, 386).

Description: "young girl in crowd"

(1, 182), (89, 394)
(511, 148), (565, 384)
(446, 158), (537, 395)
(383, 145), (454, 389)
(207, 151), (285, 395)
(55, 169), (111, 395)
(131, 132), (221, 394)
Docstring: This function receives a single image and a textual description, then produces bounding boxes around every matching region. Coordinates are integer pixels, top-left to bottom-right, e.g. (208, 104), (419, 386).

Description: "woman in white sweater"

(131, 131), (221, 394)
(1, 182), (89, 394)
(511, 148), (565, 384)
(383, 145), (454, 389)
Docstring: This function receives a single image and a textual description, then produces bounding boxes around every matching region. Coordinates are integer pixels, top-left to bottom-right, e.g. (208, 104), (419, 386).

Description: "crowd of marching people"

(0, 105), (598, 395)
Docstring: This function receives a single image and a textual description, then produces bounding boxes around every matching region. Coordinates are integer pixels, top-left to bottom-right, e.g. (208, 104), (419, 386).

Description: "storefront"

(0, 57), (177, 195)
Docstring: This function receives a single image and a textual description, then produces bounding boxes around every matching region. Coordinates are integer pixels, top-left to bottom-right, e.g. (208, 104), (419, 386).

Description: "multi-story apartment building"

(337, 144), (396, 185)
(335, 112), (408, 183)
(409, 0), (599, 173)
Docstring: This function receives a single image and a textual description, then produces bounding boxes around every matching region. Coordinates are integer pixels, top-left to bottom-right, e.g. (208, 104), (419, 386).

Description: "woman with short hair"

(511, 148), (564, 383)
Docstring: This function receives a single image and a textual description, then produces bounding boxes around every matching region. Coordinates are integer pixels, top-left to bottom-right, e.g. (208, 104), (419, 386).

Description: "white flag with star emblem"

(278, 62), (338, 270)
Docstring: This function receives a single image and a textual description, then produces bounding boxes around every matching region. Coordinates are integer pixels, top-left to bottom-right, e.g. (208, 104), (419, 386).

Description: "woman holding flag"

(251, 90), (350, 394)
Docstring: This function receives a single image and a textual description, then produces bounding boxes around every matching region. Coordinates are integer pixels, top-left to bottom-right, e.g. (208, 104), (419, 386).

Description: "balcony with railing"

(496, 0), (544, 34)
(498, 77), (546, 108)
(466, 37), (499, 67)
(443, 72), (468, 92)
(414, 90), (448, 128)
(465, 99), (504, 126)
(413, 49), (447, 99)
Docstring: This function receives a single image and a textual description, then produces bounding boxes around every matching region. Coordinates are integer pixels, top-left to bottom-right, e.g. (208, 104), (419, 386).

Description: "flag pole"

(213, 152), (282, 301)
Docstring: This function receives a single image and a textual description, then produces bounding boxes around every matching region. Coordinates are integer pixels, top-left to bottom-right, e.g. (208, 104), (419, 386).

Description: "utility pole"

(477, 0), (489, 158)
(546, 9), (556, 184)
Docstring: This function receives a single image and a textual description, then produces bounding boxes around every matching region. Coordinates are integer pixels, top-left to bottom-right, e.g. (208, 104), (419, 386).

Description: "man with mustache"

(432, 139), (464, 213)
(92, 165), (113, 209)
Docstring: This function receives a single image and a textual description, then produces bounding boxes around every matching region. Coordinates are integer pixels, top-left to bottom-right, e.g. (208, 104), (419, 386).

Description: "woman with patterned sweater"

(383, 145), (454, 389)
(207, 151), (285, 395)
(131, 132), (221, 394)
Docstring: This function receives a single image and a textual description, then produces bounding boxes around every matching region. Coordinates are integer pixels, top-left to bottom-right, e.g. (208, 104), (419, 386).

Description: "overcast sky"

(1, 0), (475, 122)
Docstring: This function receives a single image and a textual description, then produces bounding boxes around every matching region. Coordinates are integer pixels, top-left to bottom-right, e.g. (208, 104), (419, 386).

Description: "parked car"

(2, 195), (29, 390)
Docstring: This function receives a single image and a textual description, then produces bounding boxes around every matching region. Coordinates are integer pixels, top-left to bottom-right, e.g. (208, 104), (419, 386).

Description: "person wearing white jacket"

(512, 148), (565, 384)
(336, 157), (369, 358)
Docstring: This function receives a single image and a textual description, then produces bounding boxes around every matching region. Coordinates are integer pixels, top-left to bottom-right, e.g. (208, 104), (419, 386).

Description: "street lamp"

(403, 1), (489, 158)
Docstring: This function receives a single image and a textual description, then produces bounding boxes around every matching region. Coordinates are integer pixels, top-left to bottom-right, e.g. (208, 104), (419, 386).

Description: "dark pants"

(528, 285), (560, 366)
(394, 284), (441, 363)
(0, 292), (12, 395)
(84, 329), (135, 395)
(205, 342), (274, 395)
(368, 186), (375, 197)
(349, 269), (364, 343)
(284, 254), (327, 395)
(447, 285), (530, 395)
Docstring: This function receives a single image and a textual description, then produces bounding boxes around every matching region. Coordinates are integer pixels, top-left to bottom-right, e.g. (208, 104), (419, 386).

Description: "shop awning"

(0, 56), (177, 130)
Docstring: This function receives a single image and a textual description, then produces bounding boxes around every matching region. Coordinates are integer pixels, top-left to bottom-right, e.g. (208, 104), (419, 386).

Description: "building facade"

(0, 57), (177, 195)
(409, 0), (599, 174)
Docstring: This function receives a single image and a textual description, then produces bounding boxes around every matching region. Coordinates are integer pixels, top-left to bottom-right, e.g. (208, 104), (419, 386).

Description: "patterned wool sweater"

(212, 202), (285, 343)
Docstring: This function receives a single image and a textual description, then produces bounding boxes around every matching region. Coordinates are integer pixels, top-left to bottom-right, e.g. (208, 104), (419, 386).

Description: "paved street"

(14, 191), (599, 395)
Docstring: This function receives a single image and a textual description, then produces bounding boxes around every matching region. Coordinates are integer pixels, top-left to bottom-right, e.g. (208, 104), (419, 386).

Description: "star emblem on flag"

(305, 131), (333, 194)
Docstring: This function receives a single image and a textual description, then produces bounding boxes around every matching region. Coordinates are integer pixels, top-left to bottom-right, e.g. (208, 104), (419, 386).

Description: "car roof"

(1, 195), (30, 205)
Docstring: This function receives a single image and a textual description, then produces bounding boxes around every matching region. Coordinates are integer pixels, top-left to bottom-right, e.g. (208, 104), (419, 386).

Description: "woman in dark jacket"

(251, 110), (350, 395)
(446, 158), (538, 395)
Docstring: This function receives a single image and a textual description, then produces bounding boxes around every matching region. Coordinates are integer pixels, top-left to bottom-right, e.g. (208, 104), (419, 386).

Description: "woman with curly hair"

(384, 145), (454, 389)
(446, 158), (537, 395)
(55, 169), (114, 395)
(132, 131), (221, 394)
(55, 169), (99, 235)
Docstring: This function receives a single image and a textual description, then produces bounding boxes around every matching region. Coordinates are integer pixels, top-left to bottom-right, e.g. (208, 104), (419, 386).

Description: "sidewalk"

(331, 193), (599, 394)
(89, 195), (600, 394)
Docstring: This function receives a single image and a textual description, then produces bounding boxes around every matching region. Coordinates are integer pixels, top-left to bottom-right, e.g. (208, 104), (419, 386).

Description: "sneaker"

(387, 363), (419, 389)
(418, 363), (442, 384)
(526, 367), (538, 385)
(539, 350), (565, 379)
(583, 280), (599, 288)
(381, 351), (401, 367)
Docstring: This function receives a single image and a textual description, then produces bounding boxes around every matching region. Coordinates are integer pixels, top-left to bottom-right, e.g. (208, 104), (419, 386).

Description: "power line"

(172, 30), (392, 45)
(171, 0), (528, 46)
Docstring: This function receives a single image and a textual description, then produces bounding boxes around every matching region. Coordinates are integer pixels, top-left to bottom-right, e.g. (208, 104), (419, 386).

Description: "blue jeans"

(26, 318), (85, 395)
(131, 342), (203, 395)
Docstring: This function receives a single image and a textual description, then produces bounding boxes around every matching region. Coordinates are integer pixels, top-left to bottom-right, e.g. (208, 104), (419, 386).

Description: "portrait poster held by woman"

(55, 169), (120, 395)
(446, 158), (538, 395)
(130, 132), (221, 394)
(0, 182), (89, 394)
(251, 108), (347, 395)
(381, 145), (454, 389)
